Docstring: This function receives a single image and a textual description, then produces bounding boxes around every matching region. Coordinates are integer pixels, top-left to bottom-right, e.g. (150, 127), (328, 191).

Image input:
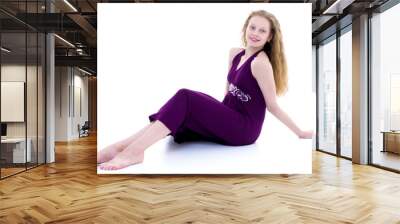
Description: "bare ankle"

(123, 146), (145, 156)
(114, 142), (127, 151)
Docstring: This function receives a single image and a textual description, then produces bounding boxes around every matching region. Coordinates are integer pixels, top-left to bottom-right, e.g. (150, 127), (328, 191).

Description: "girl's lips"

(249, 36), (260, 42)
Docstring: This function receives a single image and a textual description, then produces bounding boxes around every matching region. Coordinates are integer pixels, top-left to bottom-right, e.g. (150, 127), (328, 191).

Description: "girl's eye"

(250, 25), (266, 33)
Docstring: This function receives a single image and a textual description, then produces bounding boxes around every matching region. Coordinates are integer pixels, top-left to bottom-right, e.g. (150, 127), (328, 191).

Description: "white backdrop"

(98, 3), (314, 174)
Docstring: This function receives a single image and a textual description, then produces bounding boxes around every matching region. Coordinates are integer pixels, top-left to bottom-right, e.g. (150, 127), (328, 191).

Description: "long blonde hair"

(241, 10), (288, 96)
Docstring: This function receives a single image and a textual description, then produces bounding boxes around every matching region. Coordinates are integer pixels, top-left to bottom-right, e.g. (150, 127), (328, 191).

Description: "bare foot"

(97, 142), (126, 164)
(99, 150), (144, 170)
(97, 123), (153, 164)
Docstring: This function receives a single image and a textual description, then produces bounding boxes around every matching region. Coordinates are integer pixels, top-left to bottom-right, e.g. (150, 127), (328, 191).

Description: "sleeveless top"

(222, 48), (267, 135)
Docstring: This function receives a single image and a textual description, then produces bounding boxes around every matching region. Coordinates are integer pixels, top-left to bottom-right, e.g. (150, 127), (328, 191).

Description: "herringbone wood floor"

(1, 133), (400, 224)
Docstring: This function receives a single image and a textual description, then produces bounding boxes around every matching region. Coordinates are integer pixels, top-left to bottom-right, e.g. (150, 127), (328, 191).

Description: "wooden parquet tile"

(1, 133), (400, 223)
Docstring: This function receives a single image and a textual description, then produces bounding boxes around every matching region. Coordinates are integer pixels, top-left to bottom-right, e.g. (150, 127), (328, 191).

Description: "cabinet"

(0, 138), (32, 164)
(381, 131), (400, 154)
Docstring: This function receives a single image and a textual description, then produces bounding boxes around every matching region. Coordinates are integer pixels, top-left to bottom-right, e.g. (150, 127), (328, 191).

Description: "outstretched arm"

(251, 56), (313, 139)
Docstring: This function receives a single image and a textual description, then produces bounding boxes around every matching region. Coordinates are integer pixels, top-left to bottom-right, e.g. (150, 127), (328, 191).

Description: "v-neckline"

(234, 49), (262, 72)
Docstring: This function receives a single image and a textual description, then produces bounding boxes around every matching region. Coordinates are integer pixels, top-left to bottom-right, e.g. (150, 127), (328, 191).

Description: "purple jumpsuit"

(149, 48), (267, 146)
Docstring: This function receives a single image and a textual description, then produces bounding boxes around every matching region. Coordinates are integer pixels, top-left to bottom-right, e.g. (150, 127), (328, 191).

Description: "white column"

(352, 14), (369, 164)
(46, 1), (55, 163)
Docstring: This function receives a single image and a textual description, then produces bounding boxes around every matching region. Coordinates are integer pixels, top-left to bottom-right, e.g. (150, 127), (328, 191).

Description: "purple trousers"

(149, 88), (258, 146)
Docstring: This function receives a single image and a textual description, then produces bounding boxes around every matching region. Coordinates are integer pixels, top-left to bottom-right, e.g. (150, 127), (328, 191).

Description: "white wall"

(55, 66), (69, 141)
(72, 71), (89, 138)
(55, 66), (89, 141)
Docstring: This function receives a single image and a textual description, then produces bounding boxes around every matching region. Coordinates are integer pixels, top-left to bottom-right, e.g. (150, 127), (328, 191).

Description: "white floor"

(97, 134), (312, 175)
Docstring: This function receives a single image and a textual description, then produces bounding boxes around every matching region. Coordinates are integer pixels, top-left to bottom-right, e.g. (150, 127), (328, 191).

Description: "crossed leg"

(98, 120), (171, 170)
(98, 88), (247, 170)
(97, 122), (153, 164)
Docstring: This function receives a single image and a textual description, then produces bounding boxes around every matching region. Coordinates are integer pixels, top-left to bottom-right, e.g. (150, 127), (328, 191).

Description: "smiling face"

(245, 15), (273, 48)
(240, 10), (288, 96)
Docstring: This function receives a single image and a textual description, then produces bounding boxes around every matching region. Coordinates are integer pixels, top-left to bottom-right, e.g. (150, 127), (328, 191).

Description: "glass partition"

(0, 1), (46, 179)
(27, 30), (38, 169)
(1, 31), (28, 177)
(339, 27), (352, 158)
(317, 35), (337, 155)
(38, 31), (45, 165)
(371, 3), (400, 171)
